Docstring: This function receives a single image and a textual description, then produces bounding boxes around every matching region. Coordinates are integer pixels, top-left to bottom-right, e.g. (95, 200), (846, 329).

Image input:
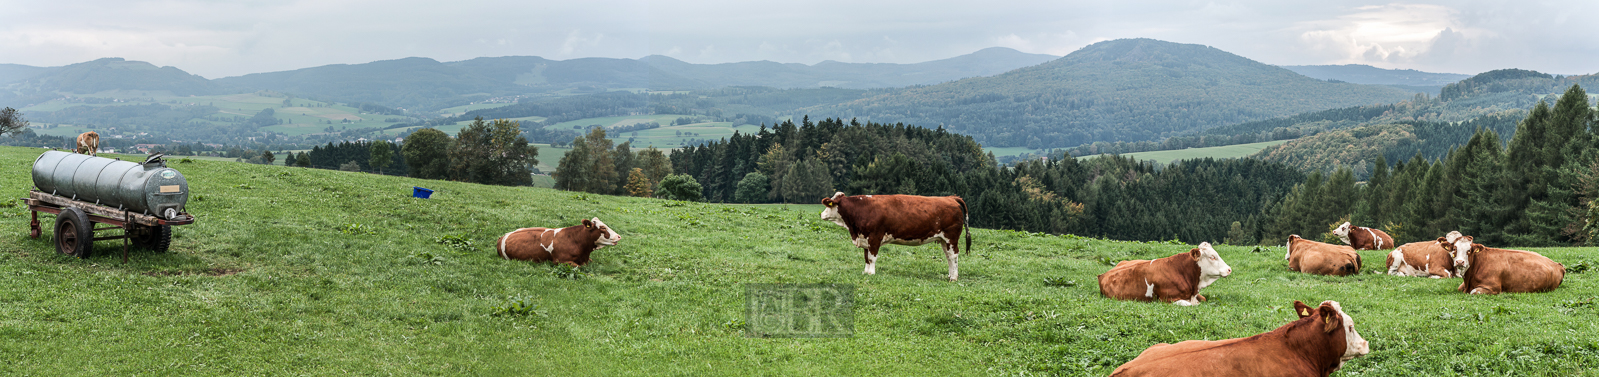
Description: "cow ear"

(1293, 301), (1312, 318)
(1471, 244), (1484, 253)
(583, 219), (593, 228)
(1319, 303), (1341, 333)
(1189, 248), (1200, 258)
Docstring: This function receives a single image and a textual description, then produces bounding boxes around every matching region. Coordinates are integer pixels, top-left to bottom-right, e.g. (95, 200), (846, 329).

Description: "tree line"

(1262, 84), (1598, 246)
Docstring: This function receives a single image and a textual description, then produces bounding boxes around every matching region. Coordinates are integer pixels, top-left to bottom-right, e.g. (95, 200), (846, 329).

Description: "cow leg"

(862, 247), (877, 275)
(942, 241), (959, 282)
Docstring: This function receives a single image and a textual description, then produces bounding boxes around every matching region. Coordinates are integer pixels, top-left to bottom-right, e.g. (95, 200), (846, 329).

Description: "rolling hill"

(639, 47), (1058, 89)
(802, 38), (1416, 149)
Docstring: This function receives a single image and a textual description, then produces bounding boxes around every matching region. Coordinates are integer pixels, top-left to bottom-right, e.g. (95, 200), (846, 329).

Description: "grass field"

(1088, 140), (1293, 164)
(983, 146), (1044, 158)
(22, 91), (406, 137)
(0, 145), (1594, 375)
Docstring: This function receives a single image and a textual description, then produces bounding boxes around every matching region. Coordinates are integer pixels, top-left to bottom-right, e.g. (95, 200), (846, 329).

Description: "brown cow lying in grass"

(1111, 300), (1370, 376)
(1333, 222), (1394, 250)
(1386, 231), (1462, 278)
(496, 218), (621, 266)
(76, 131), (99, 156)
(1098, 242), (1231, 306)
(1446, 235), (1564, 295)
(1285, 235), (1361, 276)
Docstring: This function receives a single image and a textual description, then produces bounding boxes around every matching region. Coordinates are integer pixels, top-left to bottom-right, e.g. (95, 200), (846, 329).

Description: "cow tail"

(959, 197), (971, 255)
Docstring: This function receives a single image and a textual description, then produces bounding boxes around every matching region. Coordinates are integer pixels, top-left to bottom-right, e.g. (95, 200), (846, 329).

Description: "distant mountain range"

(0, 48), (1060, 110)
(1280, 64), (1472, 95)
(804, 38), (1418, 148)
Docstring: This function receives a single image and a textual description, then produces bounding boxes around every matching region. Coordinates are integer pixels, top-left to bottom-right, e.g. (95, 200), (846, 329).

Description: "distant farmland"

(1081, 140), (1291, 164)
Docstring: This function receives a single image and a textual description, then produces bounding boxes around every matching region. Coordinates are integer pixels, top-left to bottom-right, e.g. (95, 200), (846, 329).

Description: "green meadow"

(0, 146), (1593, 375)
(1089, 140), (1292, 164)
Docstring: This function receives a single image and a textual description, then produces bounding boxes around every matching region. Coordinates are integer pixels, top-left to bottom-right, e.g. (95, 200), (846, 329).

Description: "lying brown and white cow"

(1446, 235), (1565, 295)
(1285, 235), (1362, 276)
(495, 218), (621, 266)
(1098, 242), (1232, 306)
(1386, 231), (1462, 278)
(820, 192), (969, 281)
(1333, 222), (1395, 250)
(1110, 300), (1370, 377)
(76, 131), (99, 156)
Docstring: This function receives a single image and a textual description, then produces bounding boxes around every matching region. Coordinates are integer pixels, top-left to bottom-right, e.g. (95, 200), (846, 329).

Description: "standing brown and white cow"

(820, 192), (970, 281)
(496, 218), (621, 266)
(1098, 242), (1232, 306)
(1333, 222), (1395, 250)
(76, 131), (99, 156)
(1285, 235), (1362, 276)
(1445, 235), (1565, 295)
(1110, 300), (1370, 377)
(1386, 231), (1462, 278)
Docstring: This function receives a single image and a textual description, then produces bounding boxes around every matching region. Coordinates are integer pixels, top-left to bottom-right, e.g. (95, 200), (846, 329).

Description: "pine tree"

(583, 128), (617, 194)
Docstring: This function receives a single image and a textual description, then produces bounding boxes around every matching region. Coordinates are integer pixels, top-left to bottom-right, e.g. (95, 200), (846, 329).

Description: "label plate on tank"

(160, 185), (181, 193)
(161, 170), (177, 179)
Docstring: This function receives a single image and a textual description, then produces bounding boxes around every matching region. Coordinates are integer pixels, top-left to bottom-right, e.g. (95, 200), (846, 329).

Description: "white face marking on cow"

(1445, 231), (1463, 244)
(591, 218), (621, 247)
(1333, 222), (1352, 245)
(1285, 236), (1295, 260)
(820, 205), (847, 228)
(1450, 238), (1473, 273)
(1323, 300), (1370, 363)
(1194, 242), (1231, 289)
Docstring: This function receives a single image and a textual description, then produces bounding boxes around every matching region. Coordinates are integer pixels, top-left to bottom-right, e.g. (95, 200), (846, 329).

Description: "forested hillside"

(1260, 85), (1598, 247)
(552, 117), (1305, 243)
(1074, 69), (1599, 164)
(1253, 111), (1524, 177)
(804, 38), (1414, 149)
(212, 57), (528, 111)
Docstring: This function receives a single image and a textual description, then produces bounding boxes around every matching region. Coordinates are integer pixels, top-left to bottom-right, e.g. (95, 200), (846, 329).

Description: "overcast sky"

(2, 1), (1594, 79)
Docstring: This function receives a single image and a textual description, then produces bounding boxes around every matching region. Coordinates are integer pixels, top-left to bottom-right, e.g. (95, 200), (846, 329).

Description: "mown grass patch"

(0, 145), (1593, 375)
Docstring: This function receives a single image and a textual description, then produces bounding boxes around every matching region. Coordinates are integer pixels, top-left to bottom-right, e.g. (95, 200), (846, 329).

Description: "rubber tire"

(132, 224), (172, 253)
(54, 207), (93, 259)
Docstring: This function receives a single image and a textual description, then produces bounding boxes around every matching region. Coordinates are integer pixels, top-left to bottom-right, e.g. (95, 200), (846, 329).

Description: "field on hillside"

(22, 91), (402, 137)
(1079, 139), (1292, 164)
(0, 146), (1594, 375)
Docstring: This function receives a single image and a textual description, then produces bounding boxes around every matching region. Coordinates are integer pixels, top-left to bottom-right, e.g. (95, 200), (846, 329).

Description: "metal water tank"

(31, 151), (189, 219)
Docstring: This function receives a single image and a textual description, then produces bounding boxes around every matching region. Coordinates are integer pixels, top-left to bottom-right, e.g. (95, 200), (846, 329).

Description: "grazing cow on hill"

(76, 131), (99, 156)
(1386, 231), (1462, 278)
(496, 218), (621, 266)
(820, 192), (970, 281)
(1111, 300), (1370, 377)
(1285, 235), (1362, 276)
(1446, 235), (1565, 295)
(1098, 242), (1232, 306)
(1333, 222), (1395, 250)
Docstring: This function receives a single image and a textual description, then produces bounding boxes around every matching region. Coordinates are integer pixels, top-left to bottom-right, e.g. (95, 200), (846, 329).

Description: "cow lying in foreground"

(1386, 231), (1462, 278)
(820, 192), (969, 281)
(1447, 235), (1564, 295)
(1333, 222), (1394, 250)
(76, 131), (99, 156)
(1111, 300), (1370, 376)
(1285, 235), (1361, 276)
(496, 218), (621, 266)
(1098, 242), (1231, 306)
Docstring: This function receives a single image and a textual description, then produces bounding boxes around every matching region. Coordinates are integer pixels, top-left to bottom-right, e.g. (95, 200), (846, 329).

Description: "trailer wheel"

(55, 207), (92, 259)
(131, 224), (172, 253)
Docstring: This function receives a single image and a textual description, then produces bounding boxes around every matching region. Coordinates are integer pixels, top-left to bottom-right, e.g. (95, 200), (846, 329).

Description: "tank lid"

(142, 153), (167, 168)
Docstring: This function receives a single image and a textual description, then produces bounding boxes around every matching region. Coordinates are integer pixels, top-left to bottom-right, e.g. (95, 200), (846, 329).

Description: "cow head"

(1190, 242), (1232, 289)
(1293, 300), (1370, 366)
(585, 218), (621, 247)
(1444, 235), (1476, 274)
(1332, 222), (1353, 245)
(819, 192), (848, 228)
(1285, 234), (1301, 260)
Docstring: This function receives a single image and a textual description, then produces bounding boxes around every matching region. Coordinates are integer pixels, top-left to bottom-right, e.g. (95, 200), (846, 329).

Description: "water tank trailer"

(24, 152), (196, 261)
